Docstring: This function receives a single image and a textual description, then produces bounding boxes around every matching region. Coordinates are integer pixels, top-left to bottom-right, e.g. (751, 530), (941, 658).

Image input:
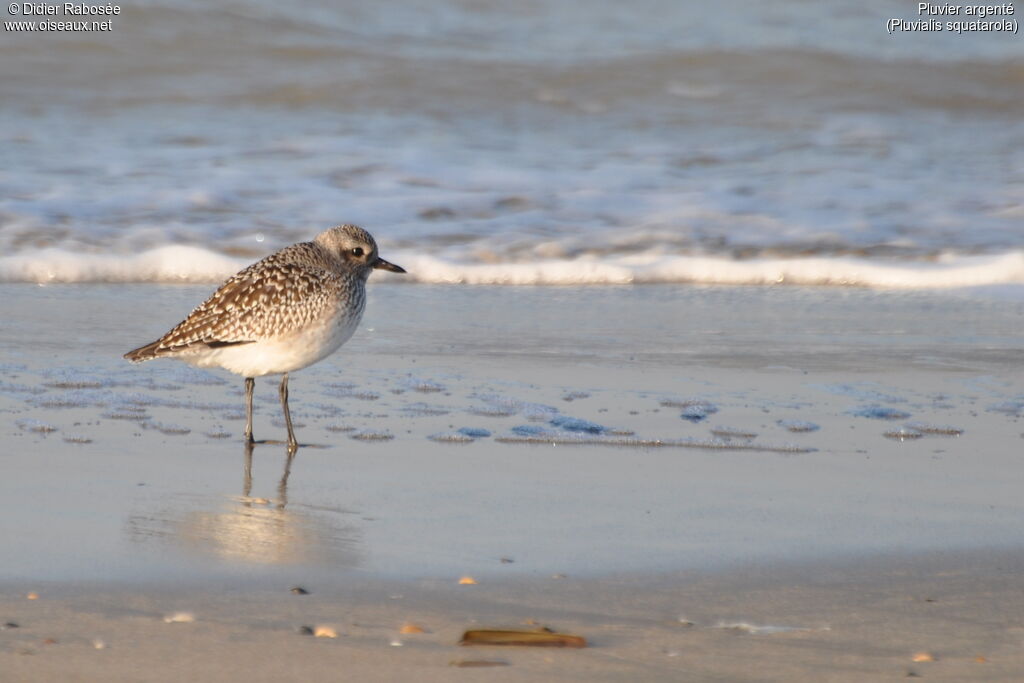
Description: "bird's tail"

(123, 341), (162, 363)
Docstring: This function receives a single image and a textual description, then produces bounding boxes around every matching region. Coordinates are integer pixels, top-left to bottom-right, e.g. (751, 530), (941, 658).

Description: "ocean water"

(1, 0), (1022, 286)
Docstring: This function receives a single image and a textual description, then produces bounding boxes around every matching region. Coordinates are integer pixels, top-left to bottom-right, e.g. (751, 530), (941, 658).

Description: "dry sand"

(4, 550), (1024, 682)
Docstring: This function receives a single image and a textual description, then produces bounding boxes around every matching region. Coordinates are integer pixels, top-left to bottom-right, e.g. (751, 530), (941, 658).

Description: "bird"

(124, 224), (405, 450)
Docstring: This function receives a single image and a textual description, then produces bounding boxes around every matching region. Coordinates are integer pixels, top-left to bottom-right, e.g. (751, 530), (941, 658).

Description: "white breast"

(188, 299), (365, 378)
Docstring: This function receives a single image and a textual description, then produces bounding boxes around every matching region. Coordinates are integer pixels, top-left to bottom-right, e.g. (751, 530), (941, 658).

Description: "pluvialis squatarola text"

(124, 224), (405, 450)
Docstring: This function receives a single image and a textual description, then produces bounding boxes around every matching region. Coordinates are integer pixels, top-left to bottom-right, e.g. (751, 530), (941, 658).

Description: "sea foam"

(0, 246), (246, 284)
(4, 246), (1024, 289)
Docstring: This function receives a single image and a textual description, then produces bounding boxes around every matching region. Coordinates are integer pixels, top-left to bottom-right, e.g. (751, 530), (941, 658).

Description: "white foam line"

(3, 246), (1024, 289)
(396, 251), (1024, 288)
(0, 246), (247, 284)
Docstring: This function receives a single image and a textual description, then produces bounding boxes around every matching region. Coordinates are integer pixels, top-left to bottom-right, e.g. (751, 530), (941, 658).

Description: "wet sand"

(2, 283), (1024, 680)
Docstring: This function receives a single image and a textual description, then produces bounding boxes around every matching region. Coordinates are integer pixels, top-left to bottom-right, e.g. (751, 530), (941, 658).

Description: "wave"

(4, 247), (1024, 289)
(0, 246), (248, 285)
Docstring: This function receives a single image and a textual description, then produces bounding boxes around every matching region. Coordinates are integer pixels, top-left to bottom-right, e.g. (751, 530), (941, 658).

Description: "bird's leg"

(242, 440), (254, 506)
(244, 377), (256, 444)
(279, 373), (298, 451)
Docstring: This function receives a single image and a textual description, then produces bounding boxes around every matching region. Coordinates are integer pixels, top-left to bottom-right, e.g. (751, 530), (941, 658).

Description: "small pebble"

(26, 592), (39, 600)
(458, 576), (478, 585)
(289, 586), (309, 595)
(92, 639), (106, 650)
(390, 639), (404, 647)
(163, 612), (195, 624)
(400, 623), (425, 634)
(911, 652), (936, 662)
(297, 625), (315, 636)
(313, 626), (338, 638)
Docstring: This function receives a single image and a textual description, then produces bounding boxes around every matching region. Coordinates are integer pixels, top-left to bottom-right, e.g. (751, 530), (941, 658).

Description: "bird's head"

(315, 224), (406, 278)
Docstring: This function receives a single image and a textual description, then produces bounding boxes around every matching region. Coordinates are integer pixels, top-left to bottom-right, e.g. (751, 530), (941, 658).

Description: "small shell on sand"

(26, 592), (39, 600)
(911, 652), (936, 662)
(314, 626), (338, 638)
(163, 612), (195, 623)
(460, 628), (587, 648)
(400, 623), (426, 634)
(459, 576), (478, 585)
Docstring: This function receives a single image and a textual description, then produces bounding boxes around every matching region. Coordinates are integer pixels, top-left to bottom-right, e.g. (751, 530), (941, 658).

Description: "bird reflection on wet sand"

(243, 440), (293, 510)
(125, 443), (362, 569)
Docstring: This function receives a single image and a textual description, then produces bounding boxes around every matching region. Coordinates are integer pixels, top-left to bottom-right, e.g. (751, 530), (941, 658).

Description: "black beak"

(373, 257), (406, 274)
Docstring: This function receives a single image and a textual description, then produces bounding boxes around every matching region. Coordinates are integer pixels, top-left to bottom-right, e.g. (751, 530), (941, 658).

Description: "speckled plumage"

(125, 224), (405, 448)
(126, 241), (363, 366)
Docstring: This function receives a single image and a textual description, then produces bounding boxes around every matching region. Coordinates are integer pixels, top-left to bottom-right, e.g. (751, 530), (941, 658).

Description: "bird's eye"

(351, 247), (364, 257)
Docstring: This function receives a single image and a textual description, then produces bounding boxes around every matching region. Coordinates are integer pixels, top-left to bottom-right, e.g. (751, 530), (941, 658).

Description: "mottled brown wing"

(125, 260), (341, 361)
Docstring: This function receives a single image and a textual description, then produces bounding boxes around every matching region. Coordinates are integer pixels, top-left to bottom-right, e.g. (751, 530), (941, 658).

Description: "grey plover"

(124, 224), (405, 449)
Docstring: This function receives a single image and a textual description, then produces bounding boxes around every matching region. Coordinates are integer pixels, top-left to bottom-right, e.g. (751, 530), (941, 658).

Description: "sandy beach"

(2, 282), (1024, 681)
(4, 549), (1024, 683)
(3, 0), (1022, 678)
